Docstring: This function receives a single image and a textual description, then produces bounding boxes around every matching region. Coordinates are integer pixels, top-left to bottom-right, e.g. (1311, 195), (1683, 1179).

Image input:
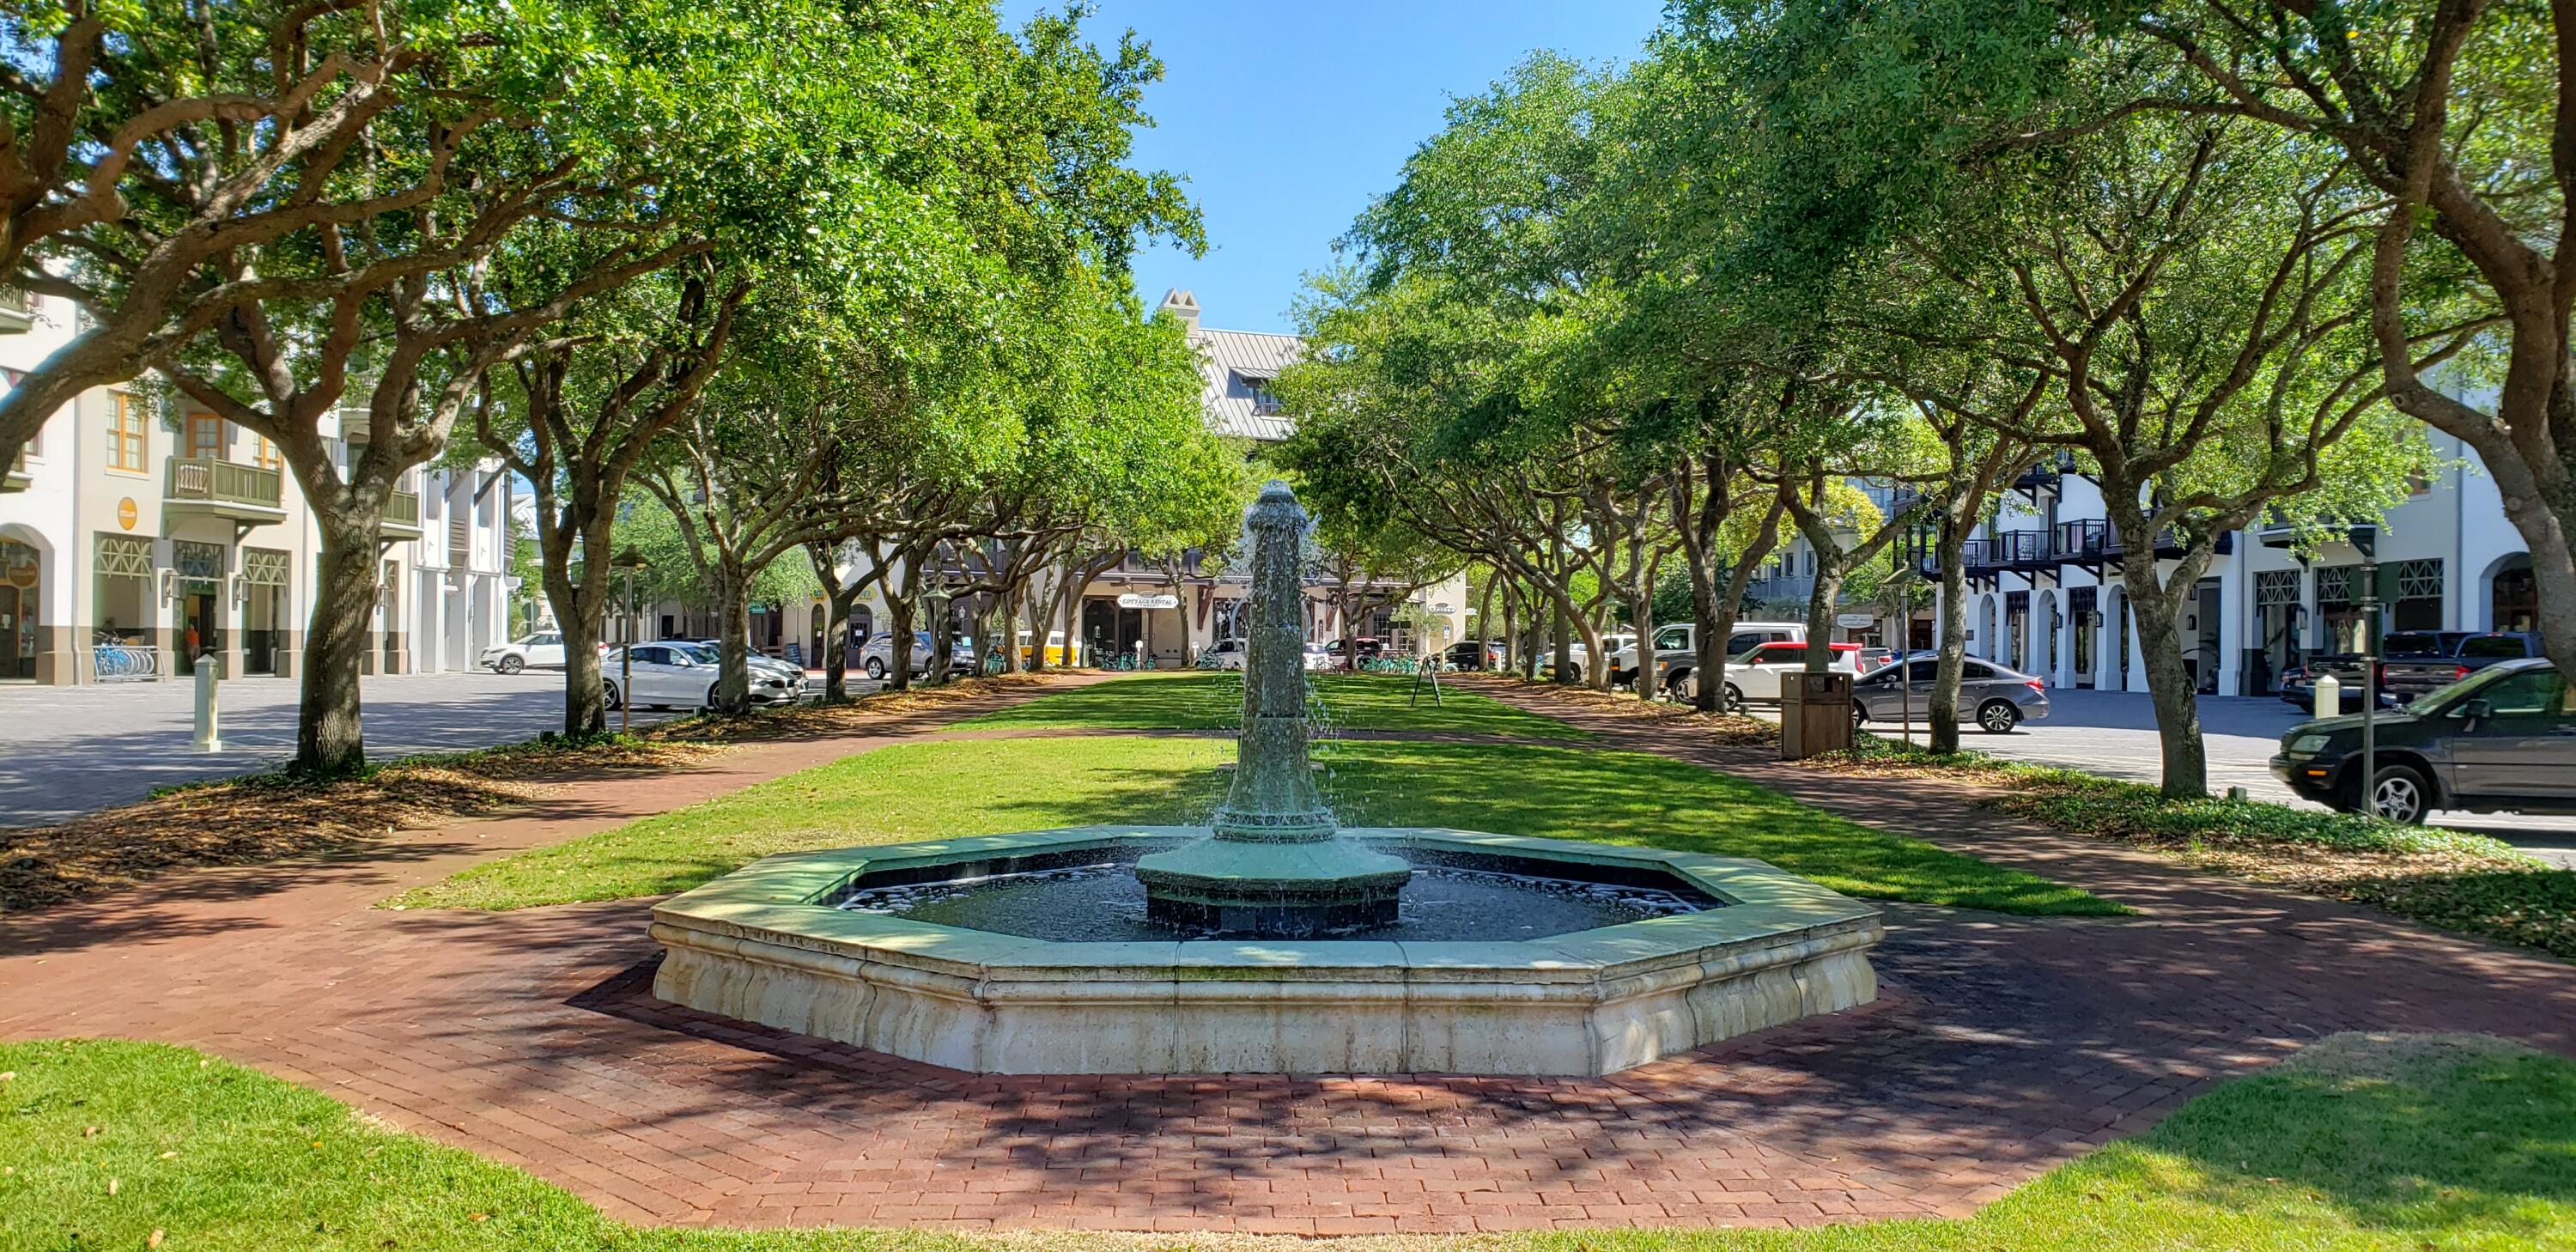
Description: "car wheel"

(1721, 684), (1745, 714)
(497, 654), (525, 675)
(1978, 700), (2020, 733)
(2364, 763), (2432, 825)
(602, 680), (622, 710)
(1850, 700), (1868, 729)
(1664, 670), (1693, 701)
(864, 657), (886, 680)
(707, 682), (723, 709)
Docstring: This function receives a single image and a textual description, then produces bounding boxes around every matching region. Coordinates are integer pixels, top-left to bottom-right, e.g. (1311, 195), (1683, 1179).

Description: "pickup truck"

(1609, 620), (1804, 696)
(2382, 631), (2544, 704)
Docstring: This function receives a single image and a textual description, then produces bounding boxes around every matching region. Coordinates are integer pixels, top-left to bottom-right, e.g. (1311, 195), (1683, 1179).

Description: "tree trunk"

(1802, 563), (1846, 672)
(1473, 574), (1495, 668)
(1024, 580), (1050, 673)
(295, 513), (380, 776)
(2124, 567), (2208, 798)
(1551, 598), (1571, 684)
(711, 558), (753, 715)
(549, 503), (617, 738)
(1929, 526), (1971, 754)
(1621, 580), (1653, 698)
(2500, 487), (2576, 689)
(886, 591), (917, 691)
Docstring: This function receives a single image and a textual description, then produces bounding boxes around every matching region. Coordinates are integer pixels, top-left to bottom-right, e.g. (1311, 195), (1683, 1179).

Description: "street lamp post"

(2354, 532), (2379, 817)
(612, 546), (649, 735)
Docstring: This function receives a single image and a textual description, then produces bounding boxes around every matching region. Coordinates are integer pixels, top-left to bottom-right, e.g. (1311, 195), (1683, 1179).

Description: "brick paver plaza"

(5, 676), (2572, 1234)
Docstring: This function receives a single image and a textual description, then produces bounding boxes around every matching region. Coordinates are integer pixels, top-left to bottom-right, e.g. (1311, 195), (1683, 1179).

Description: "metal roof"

(1189, 324), (1303, 443)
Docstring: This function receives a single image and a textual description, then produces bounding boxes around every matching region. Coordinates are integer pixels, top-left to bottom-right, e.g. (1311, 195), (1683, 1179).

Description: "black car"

(2277, 654), (2394, 714)
(1444, 639), (1505, 671)
(2270, 657), (2576, 824)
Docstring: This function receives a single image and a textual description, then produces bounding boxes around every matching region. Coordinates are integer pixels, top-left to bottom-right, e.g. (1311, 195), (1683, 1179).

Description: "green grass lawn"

(956, 671), (1593, 738)
(7, 1032), (2569, 1250)
(393, 735), (2111, 915)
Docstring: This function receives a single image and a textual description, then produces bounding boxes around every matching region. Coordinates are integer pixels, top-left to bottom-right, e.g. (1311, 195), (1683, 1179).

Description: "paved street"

(1862, 687), (2576, 867)
(0, 669), (878, 828)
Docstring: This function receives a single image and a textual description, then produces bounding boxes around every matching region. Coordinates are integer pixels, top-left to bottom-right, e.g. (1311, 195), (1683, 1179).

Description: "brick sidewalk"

(4, 675), (2573, 1234)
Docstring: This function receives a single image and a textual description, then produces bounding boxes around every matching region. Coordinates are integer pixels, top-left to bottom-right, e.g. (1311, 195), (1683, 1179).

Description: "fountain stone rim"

(648, 824), (1883, 1075)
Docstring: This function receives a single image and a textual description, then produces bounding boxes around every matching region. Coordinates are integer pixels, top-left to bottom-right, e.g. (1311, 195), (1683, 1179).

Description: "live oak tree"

(2115, 0), (2576, 700)
(150, 0), (867, 775)
(0, 0), (586, 469)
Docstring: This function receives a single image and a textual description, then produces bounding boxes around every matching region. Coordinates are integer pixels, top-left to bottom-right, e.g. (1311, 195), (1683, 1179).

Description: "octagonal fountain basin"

(650, 825), (1881, 1077)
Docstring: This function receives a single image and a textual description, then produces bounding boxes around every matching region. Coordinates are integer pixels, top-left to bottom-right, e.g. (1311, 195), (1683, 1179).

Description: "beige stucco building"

(0, 290), (515, 686)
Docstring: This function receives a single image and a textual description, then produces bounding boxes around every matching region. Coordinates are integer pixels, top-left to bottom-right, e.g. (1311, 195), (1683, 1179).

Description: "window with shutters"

(448, 513), (470, 567)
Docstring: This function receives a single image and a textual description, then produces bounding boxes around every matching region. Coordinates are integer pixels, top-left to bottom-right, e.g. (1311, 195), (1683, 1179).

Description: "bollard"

(191, 654), (223, 752)
(2312, 672), (2340, 717)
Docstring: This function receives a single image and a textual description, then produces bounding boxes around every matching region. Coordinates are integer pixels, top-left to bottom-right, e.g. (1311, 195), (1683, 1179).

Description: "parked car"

(1301, 641), (1334, 672)
(480, 631), (574, 674)
(600, 643), (796, 711)
(1716, 640), (1869, 709)
(1612, 621), (1804, 695)
(1445, 639), (1505, 671)
(673, 640), (808, 689)
(1018, 629), (1074, 667)
(2278, 654), (2394, 713)
(1203, 637), (1250, 670)
(855, 630), (947, 680)
(1554, 633), (1635, 684)
(2382, 631), (2544, 704)
(1850, 657), (2052, 732)
(2271, 657), (2576, 824)
(1324, 636), (1384, 669)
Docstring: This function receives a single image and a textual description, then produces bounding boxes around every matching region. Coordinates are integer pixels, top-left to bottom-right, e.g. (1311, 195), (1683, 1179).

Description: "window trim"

(105, 392), (147, 474)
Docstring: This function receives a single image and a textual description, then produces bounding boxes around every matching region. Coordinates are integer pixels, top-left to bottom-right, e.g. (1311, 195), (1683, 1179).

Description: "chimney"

(1159, 288), (1200, 331)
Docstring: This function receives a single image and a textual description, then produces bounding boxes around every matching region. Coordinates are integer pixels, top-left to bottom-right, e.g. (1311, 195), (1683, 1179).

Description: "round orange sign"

(116, 497), (137, 530)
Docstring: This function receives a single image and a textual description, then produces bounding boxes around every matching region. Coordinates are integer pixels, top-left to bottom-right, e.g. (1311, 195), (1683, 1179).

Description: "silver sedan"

(1851, 657), (2051, 733)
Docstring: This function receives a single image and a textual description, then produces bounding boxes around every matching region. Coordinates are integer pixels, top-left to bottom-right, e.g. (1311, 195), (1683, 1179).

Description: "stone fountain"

(650, 483), (1882, 1075)
(1133, 483), (1411, 934)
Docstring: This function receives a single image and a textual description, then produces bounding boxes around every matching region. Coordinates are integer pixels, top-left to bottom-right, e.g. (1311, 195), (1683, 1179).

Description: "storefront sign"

(1835, 612), (1876, 629)
(1116, 593), (1179, 610)
(116, 497), (137, 530)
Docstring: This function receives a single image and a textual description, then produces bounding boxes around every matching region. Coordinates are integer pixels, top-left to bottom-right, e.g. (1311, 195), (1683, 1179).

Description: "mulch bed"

(0, 672), (1071, 916)
(0, 739), (726, 915)
(1804, 745), (2573, 959)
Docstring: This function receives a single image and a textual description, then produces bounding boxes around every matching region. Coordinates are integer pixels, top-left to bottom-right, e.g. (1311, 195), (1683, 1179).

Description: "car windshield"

(2407, 662), (2545, 714)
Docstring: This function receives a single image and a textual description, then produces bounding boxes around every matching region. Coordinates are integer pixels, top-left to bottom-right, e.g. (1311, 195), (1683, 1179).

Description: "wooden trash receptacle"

(1778, 670), (1855, 761)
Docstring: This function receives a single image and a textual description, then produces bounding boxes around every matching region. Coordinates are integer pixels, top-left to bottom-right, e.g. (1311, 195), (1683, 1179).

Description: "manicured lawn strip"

(1813, 738), (2573, 958)
(8, 1033), (2571, 1250)
(956, 671), (1593, 739)
(391, 735), (1232, 909)
(394, 737), (2111, 916)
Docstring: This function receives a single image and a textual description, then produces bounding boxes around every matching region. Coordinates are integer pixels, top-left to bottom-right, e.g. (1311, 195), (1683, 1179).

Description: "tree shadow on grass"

(2120, 1034), (2576, 1241)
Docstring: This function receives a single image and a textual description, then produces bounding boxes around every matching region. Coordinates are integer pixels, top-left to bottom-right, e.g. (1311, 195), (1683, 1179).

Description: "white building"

(404, 463), (519, 674)
(1933, 435), (2535, 696)
(0, 289), (514, 685)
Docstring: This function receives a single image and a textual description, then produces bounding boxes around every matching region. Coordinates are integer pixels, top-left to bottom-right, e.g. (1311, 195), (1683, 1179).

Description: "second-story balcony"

(1991, 529), (2051, 568)
(164, 456), (285, 526)
(0, 287), (33, 335)
(382, 488), (423, 540)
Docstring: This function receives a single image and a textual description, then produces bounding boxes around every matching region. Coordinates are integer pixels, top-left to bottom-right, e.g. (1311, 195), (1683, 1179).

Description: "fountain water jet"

(1133, 483), (1410, 934)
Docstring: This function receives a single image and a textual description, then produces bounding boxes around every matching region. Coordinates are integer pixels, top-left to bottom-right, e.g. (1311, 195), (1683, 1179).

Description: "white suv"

(481, 632), (570, 674)
(1718, 640), (1868, 709)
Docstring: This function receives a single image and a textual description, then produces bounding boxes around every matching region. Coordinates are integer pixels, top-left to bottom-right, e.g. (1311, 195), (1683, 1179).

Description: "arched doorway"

(2488, 554), (2537, 632)
(0, 537), (39, 680)
(1976, 594), (1996, 661)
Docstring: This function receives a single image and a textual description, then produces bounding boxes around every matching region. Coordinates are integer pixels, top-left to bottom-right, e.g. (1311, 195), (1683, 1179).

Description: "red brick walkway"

(4, 676), (2573, 1234)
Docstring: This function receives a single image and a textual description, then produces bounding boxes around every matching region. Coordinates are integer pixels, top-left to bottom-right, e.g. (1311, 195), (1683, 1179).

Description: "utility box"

(1778, 670), (1855, 761)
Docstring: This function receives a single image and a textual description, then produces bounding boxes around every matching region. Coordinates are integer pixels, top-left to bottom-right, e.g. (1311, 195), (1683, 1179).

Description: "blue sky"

(1009, 2), (1668, 335)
